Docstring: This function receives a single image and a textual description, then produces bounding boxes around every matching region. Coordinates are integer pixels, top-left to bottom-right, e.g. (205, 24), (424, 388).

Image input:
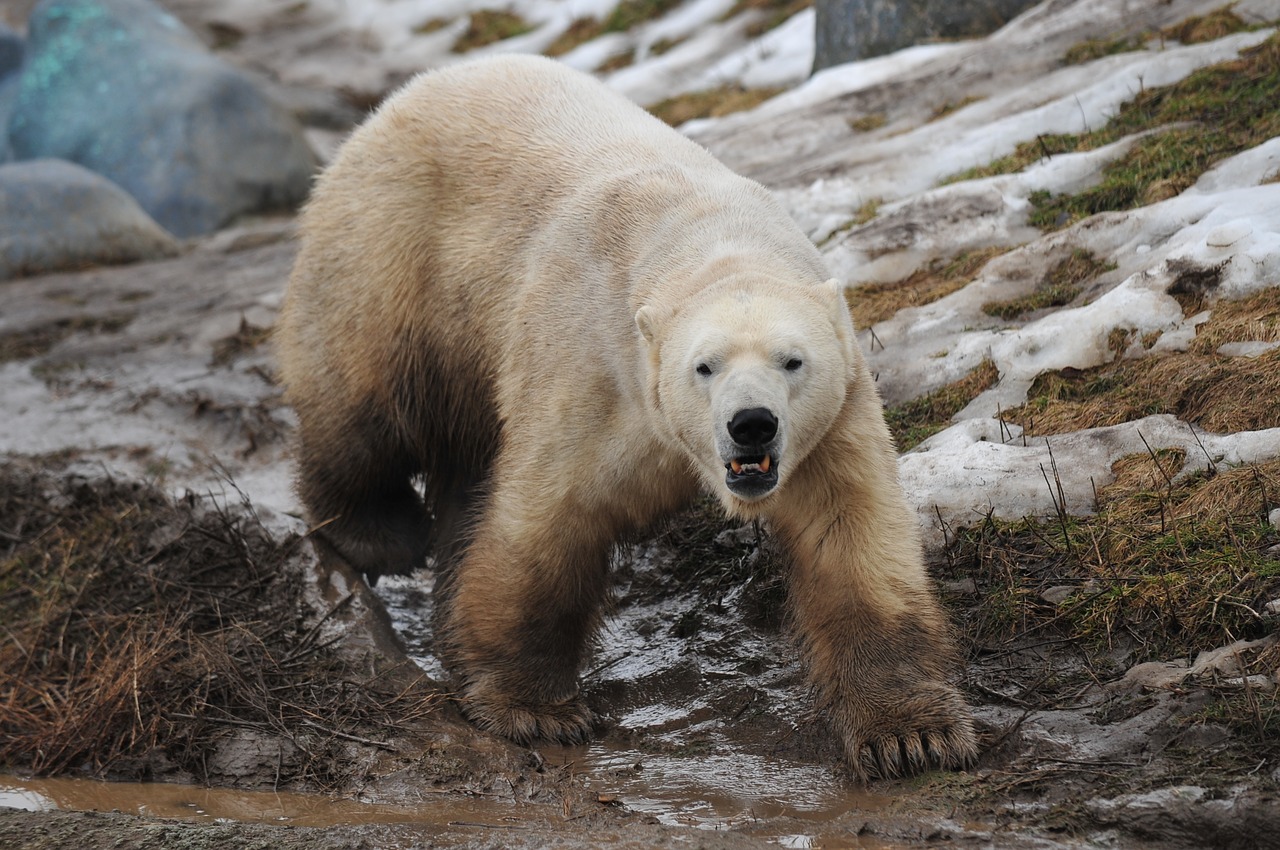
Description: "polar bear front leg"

(440, 474), (616, 745)
(769, 409), (978, 781)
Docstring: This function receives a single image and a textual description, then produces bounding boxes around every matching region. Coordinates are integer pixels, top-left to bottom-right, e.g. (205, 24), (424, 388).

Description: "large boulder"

(6, 0), (317, 237)
(813, 0), (1043, 71)
(0, 158), (179, 279)
(0, 24), (21, 162)
(0, 23), (21, 77)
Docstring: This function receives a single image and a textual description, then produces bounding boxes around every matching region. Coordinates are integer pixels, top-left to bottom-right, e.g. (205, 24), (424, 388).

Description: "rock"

(0, 158), (179, 280)
(813, 0), (1042, 71)
(0, 24), (20, 163)
(1188, 635), (1279, 679)
(7, 0), (317, 237)
(0, 23), (21, 77)
(1109, 660), (1188, 693)
(714, 524), (759, 547)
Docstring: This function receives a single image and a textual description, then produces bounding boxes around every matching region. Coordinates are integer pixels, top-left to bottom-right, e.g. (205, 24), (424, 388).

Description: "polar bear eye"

(696, 363), (713, 376)
(785, 358), (803, 371)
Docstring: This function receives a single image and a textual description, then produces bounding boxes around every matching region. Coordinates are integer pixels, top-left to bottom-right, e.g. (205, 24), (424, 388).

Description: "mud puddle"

(0, 773), (521, 829)
(373, 547), (916, 850)
(0, 772), (896, 849)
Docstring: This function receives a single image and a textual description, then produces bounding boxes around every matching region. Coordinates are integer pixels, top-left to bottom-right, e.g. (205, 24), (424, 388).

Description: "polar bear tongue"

(730, 455), (772, 475)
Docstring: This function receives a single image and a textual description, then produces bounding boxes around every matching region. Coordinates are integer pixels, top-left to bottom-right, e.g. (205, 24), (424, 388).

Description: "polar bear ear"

(824, 278), (854, 330)
(823, 278), (858, 363)
(635, 306), (660, 345)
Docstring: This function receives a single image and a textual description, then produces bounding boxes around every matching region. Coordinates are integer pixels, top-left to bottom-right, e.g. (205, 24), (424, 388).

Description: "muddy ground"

(1, 226), (1278, 850)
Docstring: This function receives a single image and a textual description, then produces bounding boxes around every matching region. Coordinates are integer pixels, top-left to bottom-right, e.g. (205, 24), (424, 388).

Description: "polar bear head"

(637, 277), (856, 510)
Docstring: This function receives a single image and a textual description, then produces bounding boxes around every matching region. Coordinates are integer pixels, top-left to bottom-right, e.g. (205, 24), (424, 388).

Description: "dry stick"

(1187, 424), (1218, 476)
(1038, 441), (1075, 559)
(299, 719), (395, 751)
(280, 591), (356, 665)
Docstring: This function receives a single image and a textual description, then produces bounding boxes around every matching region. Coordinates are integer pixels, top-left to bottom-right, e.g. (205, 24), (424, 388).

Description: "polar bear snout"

(723, 406), (781, 499)
(728, 407), (777, 445)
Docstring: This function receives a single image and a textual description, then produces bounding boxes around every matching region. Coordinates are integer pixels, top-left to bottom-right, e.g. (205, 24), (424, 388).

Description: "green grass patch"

(941, 33), (1280, 228)
(885, 359), (1000, 451)
(981, 248), (1114, 320)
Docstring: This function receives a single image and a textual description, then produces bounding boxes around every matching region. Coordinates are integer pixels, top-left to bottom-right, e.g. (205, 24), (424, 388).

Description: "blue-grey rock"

(0, 23), (22, 78)
(7, 0), (318, 237)
(0, 158), (179, 279)
(813, 0), (1043, 71)
(0, 23), (21, 162)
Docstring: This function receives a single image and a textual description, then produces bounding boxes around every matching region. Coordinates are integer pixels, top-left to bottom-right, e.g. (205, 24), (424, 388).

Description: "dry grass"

(0, 463), (439, 784)
(210, 317), (272, 367)
(847, 247), (1006, 328)
(1007, 347), (1280, 437)
(454, 10), (532, 52)
(724, 0), (812, 38)
(545, 17), (605, 56)
(848, 113), (887, 132)
(982, 249), (1115, 320)
(943, 452), (1280, 673)
(884, 359), (1001, 451)
(1162, 6), (1251, 45)
(648, 85), (783, 125)
(1005, 288), (1280, 437)
(0, 314), (133, 364)
(930, 96), (985, 121)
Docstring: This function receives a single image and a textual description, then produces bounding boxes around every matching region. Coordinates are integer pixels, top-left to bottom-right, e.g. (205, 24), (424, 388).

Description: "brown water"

(1, 756), (897, 849)
(0, 774), (509, 828)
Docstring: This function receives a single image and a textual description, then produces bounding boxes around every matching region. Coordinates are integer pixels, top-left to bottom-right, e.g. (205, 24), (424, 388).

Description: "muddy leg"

(440, 476), (617, 744)
(770, 404), (977, 781)
(294, 406), (430, 585)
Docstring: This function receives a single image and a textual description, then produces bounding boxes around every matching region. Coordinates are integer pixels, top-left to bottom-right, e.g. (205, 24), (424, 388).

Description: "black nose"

(728, 407), (778, 446)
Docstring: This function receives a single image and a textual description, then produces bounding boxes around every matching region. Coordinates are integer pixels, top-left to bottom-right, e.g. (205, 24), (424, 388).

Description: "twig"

(299, 719), (395, 751)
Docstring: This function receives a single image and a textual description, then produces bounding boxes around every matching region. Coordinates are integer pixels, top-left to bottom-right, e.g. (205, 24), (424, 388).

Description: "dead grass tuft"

(0, 314), (133, 364)
(982, 248), (1114, 320)
(1185, 285), (1280, 353)
(545, 17), (604, 56)
(885, 359), (1000, 451)
(454, 10), (532, 52)
(943, 453), (1280, 689)
(0, 463), (439, 784)
(648, 85), (784, 125)
(1005, 288), (1280, 437)
(726, 0), (812, 38)
(847, 247), (1006, 328)
(210, 317), (272, 367)
(1162, 6), (1250, 45)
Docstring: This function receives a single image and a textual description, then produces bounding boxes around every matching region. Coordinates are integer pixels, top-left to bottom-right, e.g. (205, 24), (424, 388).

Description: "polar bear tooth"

(730, 459), (743, 474)
(761, 454), (772, 473)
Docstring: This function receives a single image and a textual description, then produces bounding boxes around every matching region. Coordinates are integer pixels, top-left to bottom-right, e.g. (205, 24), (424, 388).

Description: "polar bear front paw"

(459, 678), (595, 745)
(837, 682), (978, 782)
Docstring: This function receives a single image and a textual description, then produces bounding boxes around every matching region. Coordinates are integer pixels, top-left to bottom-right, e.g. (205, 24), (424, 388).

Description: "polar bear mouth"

(725, 453), (778, 498)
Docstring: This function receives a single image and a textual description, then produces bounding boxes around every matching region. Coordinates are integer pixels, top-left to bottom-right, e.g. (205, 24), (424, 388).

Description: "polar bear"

(275, 55), (976, 780)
